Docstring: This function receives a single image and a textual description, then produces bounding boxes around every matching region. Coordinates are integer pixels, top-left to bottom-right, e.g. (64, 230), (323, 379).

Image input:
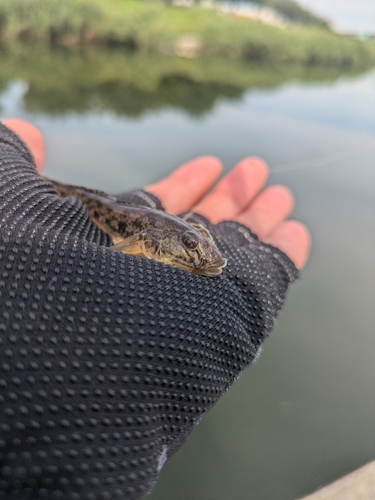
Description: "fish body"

(46, 177), (227, 277)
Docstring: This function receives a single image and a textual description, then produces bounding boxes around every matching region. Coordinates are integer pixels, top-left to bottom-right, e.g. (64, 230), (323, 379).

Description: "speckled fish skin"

(45, 177), (227, 277)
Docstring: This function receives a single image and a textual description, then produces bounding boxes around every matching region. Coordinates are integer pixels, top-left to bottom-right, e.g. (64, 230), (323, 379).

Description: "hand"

(148, 159), (310, 269)
(3, 119), (310, 269)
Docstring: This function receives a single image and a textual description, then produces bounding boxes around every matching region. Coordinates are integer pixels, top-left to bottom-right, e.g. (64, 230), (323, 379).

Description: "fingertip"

(262, 184), (295, 211)
(238, 156), (269, 180)
(2, 118), (46, 172)
(146, 155), (223, 214)
(176, 155), (223, 177)
(293, 222), (311, 269)
(237, 184), (295, 240)
(266, 220), (311, 269)
(193, 156), (270, 223)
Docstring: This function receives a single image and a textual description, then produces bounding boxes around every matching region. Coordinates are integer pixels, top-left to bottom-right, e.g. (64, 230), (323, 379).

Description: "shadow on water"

(0, 43), (369, 117)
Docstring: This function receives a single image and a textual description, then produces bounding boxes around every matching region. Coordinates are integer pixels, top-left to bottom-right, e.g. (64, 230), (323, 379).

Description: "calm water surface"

(1, 49), (375, 499)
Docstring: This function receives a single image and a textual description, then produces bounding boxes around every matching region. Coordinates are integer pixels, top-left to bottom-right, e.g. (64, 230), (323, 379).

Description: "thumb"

(3, 118), (46, 172)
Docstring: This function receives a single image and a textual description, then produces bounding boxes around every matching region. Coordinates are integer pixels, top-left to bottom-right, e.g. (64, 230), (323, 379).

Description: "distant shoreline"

(1, 43), (373, 119)
(0, 0), (375, 69)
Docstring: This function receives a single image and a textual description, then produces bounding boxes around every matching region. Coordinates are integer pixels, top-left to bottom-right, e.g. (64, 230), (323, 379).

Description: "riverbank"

(0, 0), (375, 68)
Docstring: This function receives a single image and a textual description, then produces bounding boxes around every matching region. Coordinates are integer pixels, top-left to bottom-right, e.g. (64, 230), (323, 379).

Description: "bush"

(0, 0), (374, 69)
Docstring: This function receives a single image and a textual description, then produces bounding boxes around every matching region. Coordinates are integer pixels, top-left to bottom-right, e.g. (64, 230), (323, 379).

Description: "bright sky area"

(298, 0), (375, 34)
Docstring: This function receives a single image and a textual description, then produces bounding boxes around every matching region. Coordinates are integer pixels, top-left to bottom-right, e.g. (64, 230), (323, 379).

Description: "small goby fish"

(45, 177), (227, 277)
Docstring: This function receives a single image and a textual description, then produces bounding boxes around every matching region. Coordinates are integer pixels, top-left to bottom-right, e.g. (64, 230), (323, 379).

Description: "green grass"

(0, 0), (374, 68)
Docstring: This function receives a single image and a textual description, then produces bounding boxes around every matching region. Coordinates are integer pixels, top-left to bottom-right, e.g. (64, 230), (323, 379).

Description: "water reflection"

(0, 43), (368, 117)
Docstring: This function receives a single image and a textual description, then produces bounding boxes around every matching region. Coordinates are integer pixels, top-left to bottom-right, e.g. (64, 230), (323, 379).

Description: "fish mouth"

(164, 258), (227, 277)
(159, 249), (227, 278)
(193, 257), (227, 277)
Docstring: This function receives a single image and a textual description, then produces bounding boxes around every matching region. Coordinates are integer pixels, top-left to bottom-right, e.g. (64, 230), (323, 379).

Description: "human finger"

(146, 156), (222, 214)
(237, 184), (294, 240)
(265, 220), (311, 269)
(193, 157), (268, 223)
(2, 118), (46, 172)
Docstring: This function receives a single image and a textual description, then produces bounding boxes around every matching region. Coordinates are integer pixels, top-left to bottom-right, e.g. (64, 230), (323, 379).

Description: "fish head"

(142, 225), (227, 277)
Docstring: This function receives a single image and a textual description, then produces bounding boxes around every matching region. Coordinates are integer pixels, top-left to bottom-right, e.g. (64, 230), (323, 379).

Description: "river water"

(1, 47), (374, 499)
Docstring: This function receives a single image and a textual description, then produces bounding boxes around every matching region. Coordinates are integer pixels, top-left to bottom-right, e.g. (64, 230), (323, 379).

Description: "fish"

(44, 177), (227, 277)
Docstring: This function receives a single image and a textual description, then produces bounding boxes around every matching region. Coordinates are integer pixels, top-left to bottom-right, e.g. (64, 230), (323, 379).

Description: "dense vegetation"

(0, 0), (374, 68)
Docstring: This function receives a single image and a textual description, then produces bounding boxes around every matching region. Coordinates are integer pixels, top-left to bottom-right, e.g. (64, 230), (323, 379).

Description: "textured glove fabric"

(0, 123), (298, 500)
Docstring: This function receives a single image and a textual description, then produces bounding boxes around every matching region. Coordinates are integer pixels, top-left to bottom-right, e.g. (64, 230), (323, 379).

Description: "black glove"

(0, 123), (298, 500)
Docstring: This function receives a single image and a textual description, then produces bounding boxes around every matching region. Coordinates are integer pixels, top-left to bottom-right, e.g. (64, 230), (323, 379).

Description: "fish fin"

(181, 212), (194, 221)
(110, 234), (143, 255)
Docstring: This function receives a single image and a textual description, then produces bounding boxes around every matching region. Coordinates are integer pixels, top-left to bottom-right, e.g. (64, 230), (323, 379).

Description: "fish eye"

(181, 231), (199, 250)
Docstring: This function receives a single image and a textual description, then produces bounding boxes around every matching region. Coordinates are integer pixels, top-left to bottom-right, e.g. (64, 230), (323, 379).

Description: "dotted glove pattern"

(0, 124), (298, 500)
